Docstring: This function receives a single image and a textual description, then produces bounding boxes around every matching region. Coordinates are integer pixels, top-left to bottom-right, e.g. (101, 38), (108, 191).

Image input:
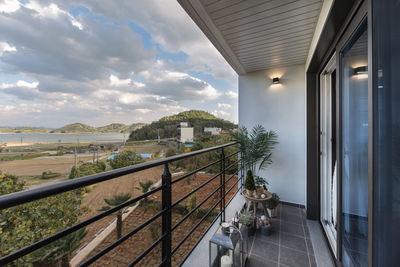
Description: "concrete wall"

(239, 64), (306, 205)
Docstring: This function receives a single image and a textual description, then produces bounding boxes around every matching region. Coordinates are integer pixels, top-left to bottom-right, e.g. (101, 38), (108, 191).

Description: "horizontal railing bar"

(0, 186), (163, 265)
(224, 160), (239, 171)
(225, 178), (240, 196)
(80, 209), (166, 266)
(127, 233), (166, 267)
(179, 186), (241, 265)
(0, 142), (237, 210)
(171, 198), (221, 255)
(170, 158), (221, 185)
(225, 150), (239, 159)
(171, 171), (222, 209)
(224, 169), (239, 184)
(171, 182), (223, 232)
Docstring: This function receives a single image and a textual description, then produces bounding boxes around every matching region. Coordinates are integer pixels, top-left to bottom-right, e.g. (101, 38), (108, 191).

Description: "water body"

(0, 133), (126, 144)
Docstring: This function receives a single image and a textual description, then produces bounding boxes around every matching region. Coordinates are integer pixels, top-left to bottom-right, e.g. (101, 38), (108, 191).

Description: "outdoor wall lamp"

(353, 66), (368, 79)
(272, 77), (280, 84)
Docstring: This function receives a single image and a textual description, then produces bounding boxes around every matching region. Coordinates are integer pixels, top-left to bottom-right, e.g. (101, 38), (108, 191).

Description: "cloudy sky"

(0, 0), (238, 128)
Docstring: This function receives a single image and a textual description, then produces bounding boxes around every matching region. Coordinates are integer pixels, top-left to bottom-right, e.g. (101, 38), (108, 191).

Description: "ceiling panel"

(196, 0), (323, 73)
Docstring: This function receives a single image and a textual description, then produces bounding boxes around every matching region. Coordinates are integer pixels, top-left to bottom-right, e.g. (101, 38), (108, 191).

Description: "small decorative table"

(243, 188), (272, 224)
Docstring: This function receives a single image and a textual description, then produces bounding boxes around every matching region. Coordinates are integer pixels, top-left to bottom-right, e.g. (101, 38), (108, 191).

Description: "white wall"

(239, 64), (306, 205)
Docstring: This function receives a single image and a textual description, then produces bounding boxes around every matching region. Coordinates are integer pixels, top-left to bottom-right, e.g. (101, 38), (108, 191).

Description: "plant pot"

(260, 223), (272, 236)
(245, 189), (254, 197)
(268, 208), (278, 218)
(246, 217), (256, 236)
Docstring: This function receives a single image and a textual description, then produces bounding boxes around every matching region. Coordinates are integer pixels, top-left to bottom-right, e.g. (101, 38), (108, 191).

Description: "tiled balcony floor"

(246, 204), (317, 267)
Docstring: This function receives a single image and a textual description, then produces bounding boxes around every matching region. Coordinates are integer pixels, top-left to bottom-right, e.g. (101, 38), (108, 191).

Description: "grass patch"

(0, 153), (48, 161)
(41, 171), (61, 180)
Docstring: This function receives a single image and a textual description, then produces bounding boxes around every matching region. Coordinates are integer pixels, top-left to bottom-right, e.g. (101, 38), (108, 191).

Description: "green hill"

(128, 110), (237, 141)
(0, 127), (51, 133)
(97, 123), (128, 133)
(52, 123), (97, 133)
(97, 123), (146, 133)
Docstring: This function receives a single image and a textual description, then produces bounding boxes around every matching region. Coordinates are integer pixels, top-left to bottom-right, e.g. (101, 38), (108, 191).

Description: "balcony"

(0, 141), (335, 267)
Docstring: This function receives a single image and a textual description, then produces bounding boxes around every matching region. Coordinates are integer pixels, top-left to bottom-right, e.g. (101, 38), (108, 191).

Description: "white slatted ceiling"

(200, 0), (323, 72)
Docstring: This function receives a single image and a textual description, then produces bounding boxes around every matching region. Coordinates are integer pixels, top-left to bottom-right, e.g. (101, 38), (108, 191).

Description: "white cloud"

(109, 74), (131, 87)
(144, 67), (222, 101)
(217, 103), (231, 109)
(225, 90), (238, 99)
(1, 80), (39, 89)
(0, 0), (238, 127)
(212, 109), (230, 119)
(0, 0), (20, 13)
(0, 42), (17, 56)
(24, 1), (83, 30)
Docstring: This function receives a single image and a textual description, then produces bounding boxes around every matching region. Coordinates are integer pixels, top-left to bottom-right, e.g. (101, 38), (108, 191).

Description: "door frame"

(319, 54), (337, 257)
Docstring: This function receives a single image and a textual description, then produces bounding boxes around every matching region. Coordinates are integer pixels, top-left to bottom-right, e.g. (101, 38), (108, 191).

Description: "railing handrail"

(0, 142), (237, 210)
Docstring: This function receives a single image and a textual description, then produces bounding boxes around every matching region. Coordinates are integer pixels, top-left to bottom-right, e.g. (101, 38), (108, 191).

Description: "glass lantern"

(209, 223), (247, 267)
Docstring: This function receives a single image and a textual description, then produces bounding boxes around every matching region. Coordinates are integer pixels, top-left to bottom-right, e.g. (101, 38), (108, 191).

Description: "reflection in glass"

(340, 22), (368, 267)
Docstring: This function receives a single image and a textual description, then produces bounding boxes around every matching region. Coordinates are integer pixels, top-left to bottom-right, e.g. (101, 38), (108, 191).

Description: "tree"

(98, 193), (131, 239)
(135, 180), (154, 203)
(69, 161), (106, 179)
(0, 172), (85, 266)
(187, 193), (198, 219)
(109, 151), (144, 169)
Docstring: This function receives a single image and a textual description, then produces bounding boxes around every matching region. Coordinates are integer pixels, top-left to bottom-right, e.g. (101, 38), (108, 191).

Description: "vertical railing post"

(220, 148), (226, 222)
(162, 163), (172, 267)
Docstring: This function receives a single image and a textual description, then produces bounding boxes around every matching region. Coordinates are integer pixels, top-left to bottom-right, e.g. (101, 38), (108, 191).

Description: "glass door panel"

(340, 21), (368, 267)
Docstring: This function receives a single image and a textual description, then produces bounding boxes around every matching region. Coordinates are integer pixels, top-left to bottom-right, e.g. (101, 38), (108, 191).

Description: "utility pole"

(158, 129), (160, 144)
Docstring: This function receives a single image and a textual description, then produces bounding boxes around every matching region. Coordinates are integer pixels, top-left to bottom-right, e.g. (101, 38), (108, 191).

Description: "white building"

(204, 127), (221, 135)
(177, 122), (193, 143)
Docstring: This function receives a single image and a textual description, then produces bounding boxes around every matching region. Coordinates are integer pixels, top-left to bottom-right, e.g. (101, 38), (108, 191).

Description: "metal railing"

(0, 142), (243, 266)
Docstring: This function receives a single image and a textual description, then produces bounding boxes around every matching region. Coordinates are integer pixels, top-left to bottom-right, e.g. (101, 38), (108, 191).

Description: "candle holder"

(209, 224), (247, 266)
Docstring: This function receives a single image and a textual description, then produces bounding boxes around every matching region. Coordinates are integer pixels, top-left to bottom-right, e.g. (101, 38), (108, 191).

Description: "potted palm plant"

(235, 125), (278, 193)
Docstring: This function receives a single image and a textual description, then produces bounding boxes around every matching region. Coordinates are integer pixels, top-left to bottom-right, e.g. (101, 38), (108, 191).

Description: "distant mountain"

(52, 123), (97, 133)
(128, 110), (237, 141)
(0, 127), (51, 133)
(97, 123), (145, 133)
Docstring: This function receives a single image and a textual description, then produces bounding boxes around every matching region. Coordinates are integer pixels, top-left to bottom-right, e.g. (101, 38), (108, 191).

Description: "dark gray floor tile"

(299, 208), (307, 218)
(281, 206), (300, 216)
(246, 255), (278, 267)
(254, 225), (280, 245)
(304, 225), (311, 238)
(280, 232), (307, 252)
(280, 246), (310, 267)
(251, 238), (279, 262)
(306, 238), (314, 255)
(310, 254), (317, 267)
(281, 221), (305, 237)
(280, 213), (303, 225)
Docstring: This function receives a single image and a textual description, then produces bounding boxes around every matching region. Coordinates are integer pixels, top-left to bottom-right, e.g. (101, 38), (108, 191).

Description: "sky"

(0, 0), (238, 128)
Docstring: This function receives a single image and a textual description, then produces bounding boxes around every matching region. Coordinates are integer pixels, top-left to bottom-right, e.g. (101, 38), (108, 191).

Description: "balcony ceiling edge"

(178, 0), (247, 75)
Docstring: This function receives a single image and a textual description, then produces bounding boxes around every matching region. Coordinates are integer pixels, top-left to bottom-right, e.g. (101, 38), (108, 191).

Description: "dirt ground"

(0, 155), (94, 176)
(124, 144), (166, 154)
(78, 173), (238, 266)
(78, 166), (165, 247)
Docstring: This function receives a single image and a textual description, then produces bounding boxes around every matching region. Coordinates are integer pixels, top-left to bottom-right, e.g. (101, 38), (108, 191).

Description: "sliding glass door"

(339, 19), (368, 267)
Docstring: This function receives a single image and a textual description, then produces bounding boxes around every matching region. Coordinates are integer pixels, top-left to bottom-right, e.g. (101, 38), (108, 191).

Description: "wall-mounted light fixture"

(353, 66), (368, 79)
(272, 77), (280, 84)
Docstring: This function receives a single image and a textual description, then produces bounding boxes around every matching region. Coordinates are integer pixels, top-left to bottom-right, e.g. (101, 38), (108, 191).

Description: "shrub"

(41, 171), (60, 180)
(109, 150), (144, 169)
(244, 170), (256, 191)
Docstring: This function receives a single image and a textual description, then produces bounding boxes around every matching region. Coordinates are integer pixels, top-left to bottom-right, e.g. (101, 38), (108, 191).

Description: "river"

(0, 133), (126, 144)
